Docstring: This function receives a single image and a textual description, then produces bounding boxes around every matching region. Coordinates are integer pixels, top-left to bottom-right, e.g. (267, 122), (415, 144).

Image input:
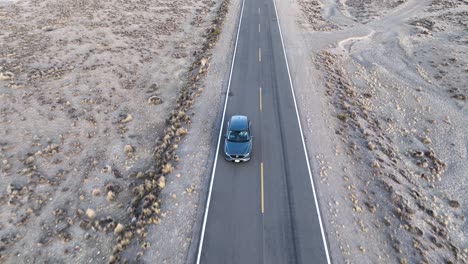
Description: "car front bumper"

(224, 153), (251, 162)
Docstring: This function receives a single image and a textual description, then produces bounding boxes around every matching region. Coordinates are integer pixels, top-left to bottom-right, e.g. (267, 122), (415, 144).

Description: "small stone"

(426, 208), (437, 218)
(86, 209), (96, 219)
(120, 114), (133, 123)
(90, 188), (101, 196)
(372, 160), (381, 168)
(107, 191), (116, 202)
(157, 176), (166, 189)
(124, 145), (134, 154)
(25, 156), (35, 165)
(200, 58), (208, 67)
(141, 241), (150, 250)
(102, 165), (111, 173)
(147, 96), (163, 105)
(0, 71), (14, 81)
(422, 137), (432, 144)
(452, 94), (466, 101)
(418, 161), (429, 168)
(448, 200), (460, 208)
(136, 172), (146, 179)
(7, 184), (18, 195)
(114, 223), (125, 234)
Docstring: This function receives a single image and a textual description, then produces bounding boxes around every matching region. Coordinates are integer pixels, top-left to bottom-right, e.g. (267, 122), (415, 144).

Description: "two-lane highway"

(196, 0), (330, 263)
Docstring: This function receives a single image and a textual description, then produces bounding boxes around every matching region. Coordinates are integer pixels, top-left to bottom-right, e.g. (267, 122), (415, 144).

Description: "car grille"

(230, 155), (244, 159)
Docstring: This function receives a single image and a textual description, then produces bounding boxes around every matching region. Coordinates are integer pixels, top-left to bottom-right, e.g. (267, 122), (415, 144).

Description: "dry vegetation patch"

(315, 48), (466, 263)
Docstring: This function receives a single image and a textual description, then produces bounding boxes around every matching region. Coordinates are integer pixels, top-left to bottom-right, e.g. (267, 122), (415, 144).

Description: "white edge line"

(195, 0), (246, 262)
(272, 0), (332, 263)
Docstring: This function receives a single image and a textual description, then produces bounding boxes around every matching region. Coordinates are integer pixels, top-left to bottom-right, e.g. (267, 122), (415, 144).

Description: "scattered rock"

(448, 200), (460, 208)
(200, 57), (208, 67)
(124, 145), (134, 154)
(114, 223), (125, 234)
(0, 71), (15, 81)
(372, 160), (381, 168)
(365, 201), (377, 213)
(147, 96), (163, 105)
(25, 156), (35, 165)
(367, 142), (376, 151)
(102, 165), (111, 173)
(92, 189), (101, 196)
(452, 94), (466, 101)
(354, 206), (362, 213)
(86, 209), (96, 219)
(7, 183), (22, 195)
(120, 114), (133, 123)
(417, 161), (429, 168)
(107, 191), (116, 202)
(426, 208), (437, 218)
(136, 172), (146, 179)
(422, 137), (432, 144)
(157, 176), (166, 189)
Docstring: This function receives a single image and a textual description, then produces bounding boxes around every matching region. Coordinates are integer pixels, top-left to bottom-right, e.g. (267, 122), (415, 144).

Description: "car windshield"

(227, 130), (250, 142)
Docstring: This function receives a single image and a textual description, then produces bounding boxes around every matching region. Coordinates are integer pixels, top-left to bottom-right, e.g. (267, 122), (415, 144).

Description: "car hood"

(224, 140), (251, 155)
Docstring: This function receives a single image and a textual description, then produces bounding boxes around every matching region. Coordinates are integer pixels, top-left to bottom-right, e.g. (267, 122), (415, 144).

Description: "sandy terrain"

(275, 0), (467, 263)
(0, 0), (233, 262)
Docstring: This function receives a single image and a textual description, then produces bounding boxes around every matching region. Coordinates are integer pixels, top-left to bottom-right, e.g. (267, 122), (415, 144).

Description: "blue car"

(224, 115), (252, 162)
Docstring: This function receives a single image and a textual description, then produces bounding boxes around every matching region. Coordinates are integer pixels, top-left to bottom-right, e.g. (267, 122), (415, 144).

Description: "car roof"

(229, 115), (248, 131)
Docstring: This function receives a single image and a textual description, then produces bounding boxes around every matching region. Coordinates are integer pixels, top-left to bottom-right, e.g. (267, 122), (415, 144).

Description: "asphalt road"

(196, 0), (330, 263)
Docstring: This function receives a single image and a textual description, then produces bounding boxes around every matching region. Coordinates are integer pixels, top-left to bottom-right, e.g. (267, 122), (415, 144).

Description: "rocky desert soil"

(0, 0), (235, 262)
(276, 0), (467, 263)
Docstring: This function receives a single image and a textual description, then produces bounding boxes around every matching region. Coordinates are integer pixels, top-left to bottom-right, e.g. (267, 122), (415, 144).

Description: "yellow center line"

(261, 162), (264, 214)
(259, 87), (262, 112)
(259, 48), (261, 62)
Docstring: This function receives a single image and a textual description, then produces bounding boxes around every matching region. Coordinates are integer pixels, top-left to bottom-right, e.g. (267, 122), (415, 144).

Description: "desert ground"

(275, 0), (467, 263)
(0, 0), (234, 262)
(0, 0), (466, 263)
